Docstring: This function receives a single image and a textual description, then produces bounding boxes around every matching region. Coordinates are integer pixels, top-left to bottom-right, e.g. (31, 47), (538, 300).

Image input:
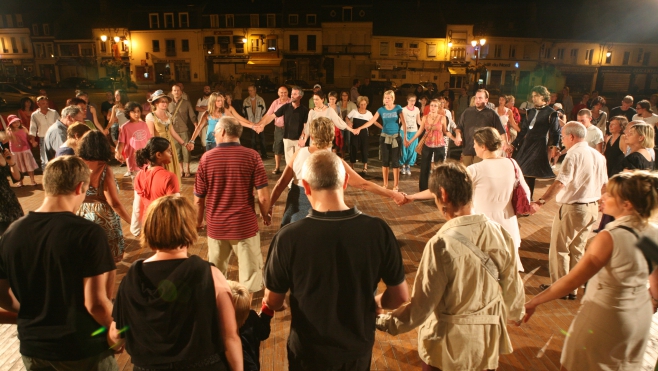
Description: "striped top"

(194, 142), (268, 240)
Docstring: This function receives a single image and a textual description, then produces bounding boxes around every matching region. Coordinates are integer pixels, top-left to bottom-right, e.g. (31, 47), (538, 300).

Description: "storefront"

(206, 56), (249, 85)
(596, 66), (658, 95)
(0, 58), (36, 80)
(56, 57), (98, 80)
(556, 65), (598, 95)
(282, 54), (322, 82)
(151, 57), (191, 83)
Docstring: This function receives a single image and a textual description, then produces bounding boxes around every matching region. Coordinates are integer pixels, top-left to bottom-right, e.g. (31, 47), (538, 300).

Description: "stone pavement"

(2, 152), (658, 371)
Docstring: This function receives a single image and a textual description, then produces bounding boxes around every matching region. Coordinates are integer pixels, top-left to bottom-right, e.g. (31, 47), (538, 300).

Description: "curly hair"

(531, 85), (550, 103)
(77, 130), (112, 161)
(310, 116), (335, 149)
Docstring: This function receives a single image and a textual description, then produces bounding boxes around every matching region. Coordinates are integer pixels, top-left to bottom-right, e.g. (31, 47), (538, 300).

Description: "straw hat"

(148, 90), (172, 104)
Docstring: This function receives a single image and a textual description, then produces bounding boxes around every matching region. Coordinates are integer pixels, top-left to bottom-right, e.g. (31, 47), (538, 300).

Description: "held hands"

(453, 136), (463, 146)
(262, 210), (272, 226)
(185, 142), (194, 152)
(529, 201), (542, 214)
(297, 136), (306, 148)
(114, 152), (124, 163)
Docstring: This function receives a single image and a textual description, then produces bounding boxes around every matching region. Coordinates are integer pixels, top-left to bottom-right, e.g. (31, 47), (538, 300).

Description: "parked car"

(254, 78), (277, 93)
(28, 76), (52, 89)
(57, 77), (93, 89)
(397, 83), (426, 96)
(367, 80), (397, 95)
(284, 79), (313, 93)
(93, 77), (138, 90)
(0, 83), (39, 107)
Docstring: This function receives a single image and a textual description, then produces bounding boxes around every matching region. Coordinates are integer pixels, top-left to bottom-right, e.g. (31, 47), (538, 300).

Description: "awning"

(449, 67), (467, 75)
(247, 59), (282, 67)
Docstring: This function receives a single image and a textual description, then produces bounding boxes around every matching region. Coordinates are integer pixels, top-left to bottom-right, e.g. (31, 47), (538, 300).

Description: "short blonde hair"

(228, 281), (251, 328)
(67, 122), (91, 139)
(356, 95), (369, 107)
(141, 196), (197, 250)
(628, 123), (655, 148)
(383, 90), (395, 104)
(310, 116), (335, 149)
(43, 156), (90, 196)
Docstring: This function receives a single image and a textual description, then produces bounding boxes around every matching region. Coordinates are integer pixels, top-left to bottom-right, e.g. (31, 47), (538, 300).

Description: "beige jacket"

(376, 214), (525, 370)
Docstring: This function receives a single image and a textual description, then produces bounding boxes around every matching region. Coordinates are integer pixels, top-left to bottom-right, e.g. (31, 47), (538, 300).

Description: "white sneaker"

(123, 171), (132, 177)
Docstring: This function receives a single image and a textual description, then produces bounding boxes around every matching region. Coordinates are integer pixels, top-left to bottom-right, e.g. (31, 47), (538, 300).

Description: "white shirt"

(632, 113), (658, 127)
(196, 97), (208, 108)
(555, 141), (607, 204)
(585, 124), (604, 149)
(402, 106), (420, 133)
(29, 108), (60, 138)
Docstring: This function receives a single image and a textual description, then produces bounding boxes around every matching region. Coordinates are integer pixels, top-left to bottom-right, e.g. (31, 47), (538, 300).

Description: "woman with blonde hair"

(359, 90), (406, 190)
(269, 116), (405, 226)
(110, 196), (242, 371)
(524, 170), (658, 370)
(620, 122), (654, 171)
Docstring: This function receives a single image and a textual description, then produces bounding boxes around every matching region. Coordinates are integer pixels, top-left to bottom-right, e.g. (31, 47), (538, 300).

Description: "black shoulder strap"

(613, 226), (652, 274)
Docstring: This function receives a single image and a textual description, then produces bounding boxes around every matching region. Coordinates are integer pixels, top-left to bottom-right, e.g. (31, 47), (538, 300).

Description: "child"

(400, 94), (422, 175)
(228, 281), (273, 371)
(5, 115), (38, 186)
(116, 101), (151, 177)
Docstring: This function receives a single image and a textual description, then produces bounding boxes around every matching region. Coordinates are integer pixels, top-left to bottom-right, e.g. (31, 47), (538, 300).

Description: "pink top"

(266, 98), (292, 127)
(118, 121), (152, 172)
(8, 127), (31, 153)
(134, 166), (180, 221)
(423, 115), (446, 148)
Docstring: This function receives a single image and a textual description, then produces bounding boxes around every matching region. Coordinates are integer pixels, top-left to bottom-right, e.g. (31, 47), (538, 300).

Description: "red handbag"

(510, 158), (533, 215)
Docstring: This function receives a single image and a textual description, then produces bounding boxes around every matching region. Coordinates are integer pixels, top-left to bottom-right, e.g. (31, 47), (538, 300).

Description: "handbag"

(414, 133), (426, 155)
(509, 158), (533, 215)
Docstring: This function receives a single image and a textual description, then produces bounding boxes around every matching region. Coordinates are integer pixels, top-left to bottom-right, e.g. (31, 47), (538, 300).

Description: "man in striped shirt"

(194, 116), (271, 293)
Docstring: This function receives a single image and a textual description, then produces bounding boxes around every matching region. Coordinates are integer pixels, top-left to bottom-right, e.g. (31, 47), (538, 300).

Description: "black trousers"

(349, 129), (369, 164)
(524, 176), (536, 199)
(288, 346), (371, 371)
(419, 145), (445, 191)
(251, 130), (267, 157)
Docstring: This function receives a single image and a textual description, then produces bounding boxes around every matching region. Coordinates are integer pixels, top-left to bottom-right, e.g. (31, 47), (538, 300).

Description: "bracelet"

(188, 140), (194, 144)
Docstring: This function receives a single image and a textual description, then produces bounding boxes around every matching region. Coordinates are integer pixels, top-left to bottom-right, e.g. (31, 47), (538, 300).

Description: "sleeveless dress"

(561, 216), (656, 370)
(281, 147), (313, 227)
(604, 134), (624, 177)
(9, 128), (38, 173)
(77, 163), (125, 260)
(148, 112), (181, 183)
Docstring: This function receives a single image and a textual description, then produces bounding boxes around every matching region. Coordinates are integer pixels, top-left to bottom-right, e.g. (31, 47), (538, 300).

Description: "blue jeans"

(38, 139), (47, 169)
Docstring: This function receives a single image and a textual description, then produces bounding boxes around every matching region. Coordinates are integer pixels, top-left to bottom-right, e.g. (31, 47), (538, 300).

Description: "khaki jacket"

(377, 214), (525, 370)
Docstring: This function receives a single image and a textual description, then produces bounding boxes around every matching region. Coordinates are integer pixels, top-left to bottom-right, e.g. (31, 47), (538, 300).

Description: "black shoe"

(567, 294), (577, 300)
(539, 284), (551, 291)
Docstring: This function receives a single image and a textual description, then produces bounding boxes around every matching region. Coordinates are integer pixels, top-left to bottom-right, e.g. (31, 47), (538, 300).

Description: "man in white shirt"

(531, 122), (607, 300)
(195, 85), (211, 147)
(577, 109), (604, 153)
(29, 96), (60, 170)
(242, 84), (268, 159)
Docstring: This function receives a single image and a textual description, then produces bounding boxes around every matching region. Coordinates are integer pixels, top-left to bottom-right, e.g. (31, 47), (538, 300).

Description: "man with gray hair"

(256, 85), (309, 167)
(194, 116), (270, 293)
(531, 121), (607, 300)
(44, 105), (84, 162)
(264, 150), (409, 369)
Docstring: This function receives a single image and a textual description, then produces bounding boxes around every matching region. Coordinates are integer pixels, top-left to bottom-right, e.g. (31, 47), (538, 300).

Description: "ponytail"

(137, 137), (170, 167)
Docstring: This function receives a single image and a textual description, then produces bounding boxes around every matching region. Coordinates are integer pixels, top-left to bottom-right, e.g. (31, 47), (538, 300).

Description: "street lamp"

(471, 38), (486, 90)
(100, 35), (107, 42)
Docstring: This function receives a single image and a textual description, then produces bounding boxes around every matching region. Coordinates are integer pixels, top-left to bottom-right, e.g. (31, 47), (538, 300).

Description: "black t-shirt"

(274, 103), (309, 140)
(264, 207), (405, 365)
(113, 256), (224, 367)
(621, 151), (653, 171)
(456, 106), (506, 156)
(0, 212), (116, 361)
(610, 106), (637, 123)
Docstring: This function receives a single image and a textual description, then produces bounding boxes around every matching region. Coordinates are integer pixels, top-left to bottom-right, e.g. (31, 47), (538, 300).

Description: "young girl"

(116, 102), (152, 177)
(399, 94), (422, 175)
(107, 89), (130, 145)
(130, 137), (180, 236)
(5, 115), (38, 186)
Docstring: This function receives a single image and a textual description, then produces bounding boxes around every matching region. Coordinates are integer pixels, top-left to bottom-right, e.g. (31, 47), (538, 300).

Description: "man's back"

(264, 208), (405, 365)
(0, 211), (115, 360)
(194, 143), (268, 240)
(457, 107), (505, 156)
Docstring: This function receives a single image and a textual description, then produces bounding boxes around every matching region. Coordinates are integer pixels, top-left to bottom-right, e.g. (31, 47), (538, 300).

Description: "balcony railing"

(322, 45), (371, 55)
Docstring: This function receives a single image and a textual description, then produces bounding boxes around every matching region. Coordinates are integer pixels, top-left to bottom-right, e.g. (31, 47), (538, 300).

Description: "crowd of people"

(1, 80), (658, 371)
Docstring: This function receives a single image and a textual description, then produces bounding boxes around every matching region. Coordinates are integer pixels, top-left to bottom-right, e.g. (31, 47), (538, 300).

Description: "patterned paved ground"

(1, 147), (658, 370)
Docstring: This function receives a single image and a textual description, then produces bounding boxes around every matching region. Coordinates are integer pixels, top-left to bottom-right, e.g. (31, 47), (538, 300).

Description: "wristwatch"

(537, 198), (546, 205)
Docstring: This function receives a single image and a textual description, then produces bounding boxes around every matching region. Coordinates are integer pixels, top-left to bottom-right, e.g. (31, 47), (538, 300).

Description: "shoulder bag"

(509, 158), (533, 215)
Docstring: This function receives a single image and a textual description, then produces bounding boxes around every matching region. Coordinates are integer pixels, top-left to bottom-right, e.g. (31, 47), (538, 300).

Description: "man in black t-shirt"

(454, 89), (507, 166)
(0, 156), (118, 370)
(609, 95), (637, 124)
(263, 151), (409, 370)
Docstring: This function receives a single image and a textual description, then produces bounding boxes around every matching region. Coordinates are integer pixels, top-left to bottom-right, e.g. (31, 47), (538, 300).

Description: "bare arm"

(524, 231), (613, 322)
(103, 167), (130, 223)
(408, 118), (426, 144)
(108, 106), (118, 126)
(115, 143), (125, 162)
(596, 142), (603, 153)
(227, 106), (252, 127)
(145, 116), (155, 137)
(90, 106), (107, 134)
(375, 281), (410, 311)
(83, 272), (114, 329)
(360, 111), (381, 129)
(189, 112), (208, 143)
(508, 110), (520, 132)
(343, 159), (405, 204)
(211, 266), (244, 371)
(168, 125), (185, 146)
(0, 280), (19, 313)
(256, 186), (271, 226)
(269, 162), (297, 212)
(194, 196), (205, 228)
(257, 113), (277, 128)
(264, 289), (286, 311)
